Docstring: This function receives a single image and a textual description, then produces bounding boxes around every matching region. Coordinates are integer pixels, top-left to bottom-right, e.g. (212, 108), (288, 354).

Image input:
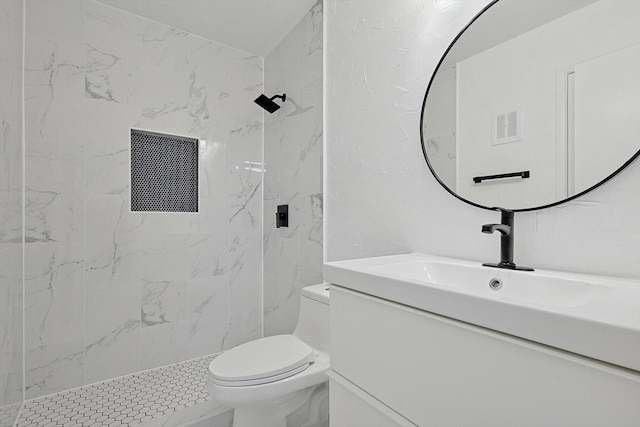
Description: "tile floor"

(15, 355), (225, 426)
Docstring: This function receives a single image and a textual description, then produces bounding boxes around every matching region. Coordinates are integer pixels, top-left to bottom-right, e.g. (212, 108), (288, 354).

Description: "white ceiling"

(97, 0), (317, 57)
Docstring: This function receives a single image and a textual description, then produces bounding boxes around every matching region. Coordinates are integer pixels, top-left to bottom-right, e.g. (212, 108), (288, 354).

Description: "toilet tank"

(293, 283), (330, 353)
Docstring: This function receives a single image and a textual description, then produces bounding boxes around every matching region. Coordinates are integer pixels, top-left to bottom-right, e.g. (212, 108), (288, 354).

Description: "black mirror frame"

(419, 0), (640, 212)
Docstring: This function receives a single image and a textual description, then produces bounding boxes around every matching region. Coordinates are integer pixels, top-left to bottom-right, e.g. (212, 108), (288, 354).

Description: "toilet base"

(231, 387), (316, 427)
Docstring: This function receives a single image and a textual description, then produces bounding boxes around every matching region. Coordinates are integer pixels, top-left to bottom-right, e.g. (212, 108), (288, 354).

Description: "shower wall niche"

(23, 0), (263, 399)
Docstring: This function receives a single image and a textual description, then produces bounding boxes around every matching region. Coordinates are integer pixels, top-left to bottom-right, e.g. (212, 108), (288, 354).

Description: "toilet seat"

(209, 335), (315, 387)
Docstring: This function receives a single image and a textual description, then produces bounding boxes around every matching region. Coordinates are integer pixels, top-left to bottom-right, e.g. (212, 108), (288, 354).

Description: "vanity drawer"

(330, 285), (640, 426)
(329, 371), (416, 427)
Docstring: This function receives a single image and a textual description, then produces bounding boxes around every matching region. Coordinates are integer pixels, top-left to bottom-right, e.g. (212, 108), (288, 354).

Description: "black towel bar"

(473, 170), (530, 183)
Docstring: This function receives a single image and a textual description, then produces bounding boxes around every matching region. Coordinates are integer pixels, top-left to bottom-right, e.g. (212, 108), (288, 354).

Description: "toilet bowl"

(207, 283), (330, 427)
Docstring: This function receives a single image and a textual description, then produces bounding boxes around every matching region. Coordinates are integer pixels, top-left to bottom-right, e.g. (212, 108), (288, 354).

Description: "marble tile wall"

(0, 0), (25, 423)
(24, 0), (264, 399)
(263, 1), (324, 336)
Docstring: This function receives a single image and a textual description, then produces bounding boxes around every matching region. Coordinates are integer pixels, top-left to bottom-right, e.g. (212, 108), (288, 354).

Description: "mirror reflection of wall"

(572, 43), (640, 195)
(424, 65), (457, 191)
(422, 0), (640, 210)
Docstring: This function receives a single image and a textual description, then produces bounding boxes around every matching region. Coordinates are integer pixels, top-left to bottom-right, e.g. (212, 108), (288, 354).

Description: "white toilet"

(207, 283), (330, 427)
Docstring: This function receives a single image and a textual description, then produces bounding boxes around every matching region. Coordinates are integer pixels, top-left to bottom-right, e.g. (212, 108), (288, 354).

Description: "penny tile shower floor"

(16, 355), (220, 426)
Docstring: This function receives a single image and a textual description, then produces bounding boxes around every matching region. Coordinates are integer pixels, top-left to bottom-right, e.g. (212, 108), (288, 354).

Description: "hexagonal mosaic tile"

(16, 355), (216, 426)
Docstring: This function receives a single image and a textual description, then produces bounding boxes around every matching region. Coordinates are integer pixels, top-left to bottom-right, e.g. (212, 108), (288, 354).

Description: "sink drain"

(489, 278), (502, 290)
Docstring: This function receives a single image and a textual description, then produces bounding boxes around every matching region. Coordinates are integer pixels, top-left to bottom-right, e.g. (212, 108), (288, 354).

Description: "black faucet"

(482, 208), (534, 271)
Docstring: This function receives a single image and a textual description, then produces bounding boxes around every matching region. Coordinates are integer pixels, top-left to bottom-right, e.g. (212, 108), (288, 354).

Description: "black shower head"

(254, 93), (286, 113)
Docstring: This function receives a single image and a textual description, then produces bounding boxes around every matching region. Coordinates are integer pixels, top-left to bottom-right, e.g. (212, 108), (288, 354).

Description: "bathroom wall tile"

(188, 275), (229, 358)
(228, 131), (263, 348)
(224, 53), (264, 127)
(138, 21), (191, 134)
(84, 239), (139, 292)
(24, 242), (84, 398)
(85, 0), (140, 105)
(189, 233), (227, 279)
(24, 2), (84, 145)
(84, 282), (141, 383)
(263, 2), (323, 336)
(137, 66), (192, 135)
(0, 191), (22, 246)
(25, 340), (84, 399)
(278, 235), (302, 312)
(297, 85), (323, 196)
(25, 0), (84, 42)
(0, 128), (23, 244)
(0, 0), (24, 72)
(262, 271), (280, 337)
(187, 68), (214, 137)
(84, 196), (141, 383)
(141, 320), (189, 370)
(227, 54), (264, 346)
(83, 98), (141, 197)
(190, 201), (228, 237)
(0, 245), (24, 408)
(264, 238), (301, 336)
(141, 20), (189, 73)
(139, 214), (192, 240)
(0, 54), (23, 245)
(25, 142), (84, 243)
(229, 122), (264, 165)
(191, 139), (228, 236)
(187, 37), (233, 134)
(299, 1), (323, 80)
(299, 193), (323, 286)
(85, 195), (141, 289)
(141, 280), (188, 327)
(278, 133), (301, 240)
(263, 130), (280, 203)
(140, 237), (190, 283)
(0, 0), (23, 415)
(263, 198), (280, 277)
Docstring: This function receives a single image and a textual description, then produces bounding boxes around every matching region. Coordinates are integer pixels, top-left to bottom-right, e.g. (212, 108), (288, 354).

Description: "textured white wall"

(325, 0), (640, 280)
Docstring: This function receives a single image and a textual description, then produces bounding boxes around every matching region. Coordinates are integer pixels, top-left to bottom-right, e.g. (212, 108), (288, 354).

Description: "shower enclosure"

(0, 0), (323, 426)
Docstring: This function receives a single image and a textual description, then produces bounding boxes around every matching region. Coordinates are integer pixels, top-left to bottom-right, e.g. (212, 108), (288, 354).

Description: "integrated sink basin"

(369, 259), (610, 308)
(324, 253), (640, 372)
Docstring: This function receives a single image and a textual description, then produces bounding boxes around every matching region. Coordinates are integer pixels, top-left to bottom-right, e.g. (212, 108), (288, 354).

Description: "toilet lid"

(209, 335), (315, 385)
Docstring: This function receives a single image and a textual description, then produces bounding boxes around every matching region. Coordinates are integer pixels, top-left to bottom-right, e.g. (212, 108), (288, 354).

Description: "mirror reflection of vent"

(493, 108), (522, 145)
(130, 129), (198, 212)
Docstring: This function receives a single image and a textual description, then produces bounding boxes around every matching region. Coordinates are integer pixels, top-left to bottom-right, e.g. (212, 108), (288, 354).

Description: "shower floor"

(15, 355), (231, 427)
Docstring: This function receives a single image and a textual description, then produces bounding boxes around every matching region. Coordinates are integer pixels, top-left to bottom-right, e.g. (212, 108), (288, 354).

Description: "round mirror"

(421, 0), (640, 211)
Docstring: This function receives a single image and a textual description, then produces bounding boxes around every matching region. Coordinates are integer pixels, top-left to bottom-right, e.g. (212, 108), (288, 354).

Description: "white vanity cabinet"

(329, 285), (640, 427)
